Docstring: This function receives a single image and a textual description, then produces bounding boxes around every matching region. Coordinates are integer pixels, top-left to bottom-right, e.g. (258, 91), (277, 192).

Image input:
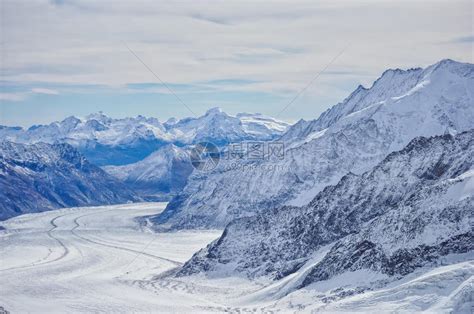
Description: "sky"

(1, 0), (473, 127)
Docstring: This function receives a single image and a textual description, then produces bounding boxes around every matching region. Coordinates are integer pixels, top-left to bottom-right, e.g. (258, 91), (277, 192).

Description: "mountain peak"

(435, 58), (457, 66)
(85, 111), (112, 124)
(165, 117), (178, 125)
(59, 116), (82, 132)
(62, 115), (81, 123)
(427, 58), (472, 77)
(156, 58), (474, 230)
(204, 107), (224, 116)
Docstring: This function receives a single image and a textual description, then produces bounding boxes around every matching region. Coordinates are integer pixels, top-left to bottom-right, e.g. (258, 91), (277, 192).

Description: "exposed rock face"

(178, 131), (474, 292)
(155, 59), (474, 229)
(0, 141), (140, 220)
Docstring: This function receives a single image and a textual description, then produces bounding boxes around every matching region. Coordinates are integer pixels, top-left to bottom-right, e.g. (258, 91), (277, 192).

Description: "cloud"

(31, 88), (59, 95)
(3, 1), (471, 88)
(1, 0), (472, 125)
(451, 35), (474, 43)
(0, 93), (27, 101)
(0, 87), (59, 102)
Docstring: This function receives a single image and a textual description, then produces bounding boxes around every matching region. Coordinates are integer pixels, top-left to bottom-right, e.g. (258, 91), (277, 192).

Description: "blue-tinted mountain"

(0, 141), (140, 220)
(103, 144), (193, 201)
(0, 110), (290, 166)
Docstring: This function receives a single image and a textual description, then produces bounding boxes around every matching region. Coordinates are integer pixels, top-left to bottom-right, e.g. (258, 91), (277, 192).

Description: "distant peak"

(61, 115), (81, 124)
(436, 58), (456, 66)
(165, 117), (178, 125)
(59, 116), (82, 131)
(85, 111), (111, 123)
(63, 115), (80, 121)
(423, 58), (471, 78)
(205, 107), (223, 115)
(378, 66), (422, 79)
(430, 58), (468, 72)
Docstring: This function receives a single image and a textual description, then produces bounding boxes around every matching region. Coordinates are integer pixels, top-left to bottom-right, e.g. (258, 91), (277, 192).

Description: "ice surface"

(0, 203), (221, 312)
(1, 202), (472, 313)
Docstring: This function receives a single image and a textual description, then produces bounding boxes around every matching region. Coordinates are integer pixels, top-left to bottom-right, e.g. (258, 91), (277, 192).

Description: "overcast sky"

(1, 0), (473, 126)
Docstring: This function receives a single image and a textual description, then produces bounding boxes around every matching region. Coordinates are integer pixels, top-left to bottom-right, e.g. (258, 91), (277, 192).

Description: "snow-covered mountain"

(165, 108), (289, 146)
(0, 141), (140, 220)
(154, 59), (474, 229)
(103, 144), (193, 200)
(178, 131), (474, 300)
(0, 109), (290, 166)
(100, 111), (290, 199)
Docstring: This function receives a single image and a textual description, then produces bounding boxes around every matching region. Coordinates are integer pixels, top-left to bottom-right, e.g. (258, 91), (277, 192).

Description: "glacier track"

(0, 203), (472, 313)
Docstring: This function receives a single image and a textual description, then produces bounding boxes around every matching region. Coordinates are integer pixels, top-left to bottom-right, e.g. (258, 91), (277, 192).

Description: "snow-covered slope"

(0, 203), (471, 313)
(0, 141), (140, 220)
(166, 108), (289, 145)
(155, 59), (474, 229)
(103, 144), (193, 200)
(0, 109), (290, 166)
(178, 131), (474, 298)
(0, 113), (170, 166)
(237, 112), (289, 139)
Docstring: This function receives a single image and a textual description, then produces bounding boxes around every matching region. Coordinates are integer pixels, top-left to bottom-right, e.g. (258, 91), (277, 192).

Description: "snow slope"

(156, 59), (474, 229)
(0, 203), (471, 313)
(178, 130), (474, 303)
(165, 107), (289, 145)
(103, 144), (194, 200)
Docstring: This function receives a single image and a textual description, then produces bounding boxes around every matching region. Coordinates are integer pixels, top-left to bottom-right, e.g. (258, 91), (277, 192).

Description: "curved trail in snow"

(2, 202), (466, 313)
(70, 210), (182, 266)
(0, 203), (223, 312)
(0, 212), (72, 272)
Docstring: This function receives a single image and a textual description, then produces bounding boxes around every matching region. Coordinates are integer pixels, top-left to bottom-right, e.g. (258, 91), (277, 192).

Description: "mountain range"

(178, 130), (473, 301)
(153, 59), (474, 230)
(1, 59), (472, 231)
(0, 58), (472, 311)
(0, 109), (290, 166)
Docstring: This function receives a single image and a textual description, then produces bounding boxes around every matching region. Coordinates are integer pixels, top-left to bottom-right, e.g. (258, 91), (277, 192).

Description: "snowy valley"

(1, 59), (473, 313)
